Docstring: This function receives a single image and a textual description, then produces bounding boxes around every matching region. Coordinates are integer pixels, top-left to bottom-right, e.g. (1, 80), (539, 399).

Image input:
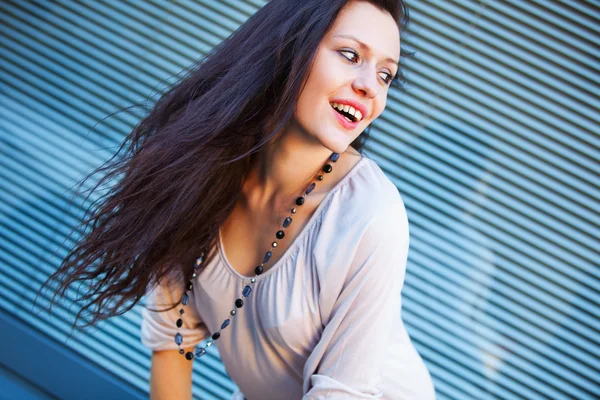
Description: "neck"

(242, 126), (342, 213)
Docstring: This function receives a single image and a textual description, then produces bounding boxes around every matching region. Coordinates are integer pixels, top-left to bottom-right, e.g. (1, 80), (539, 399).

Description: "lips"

(330, 105), (360, 130)
(329, 99), (368, 121)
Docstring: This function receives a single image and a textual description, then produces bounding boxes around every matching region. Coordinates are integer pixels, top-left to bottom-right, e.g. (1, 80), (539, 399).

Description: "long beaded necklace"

(174, 152), (340, 361)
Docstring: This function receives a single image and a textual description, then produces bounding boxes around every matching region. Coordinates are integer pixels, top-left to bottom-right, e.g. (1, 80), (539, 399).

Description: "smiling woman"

(292, 0), (402, 155)
(40, 0), (435, 399)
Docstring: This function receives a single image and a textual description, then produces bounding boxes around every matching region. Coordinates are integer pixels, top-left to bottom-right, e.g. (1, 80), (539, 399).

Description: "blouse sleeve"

(302, 197), (410, 399)
(140, 274), (210, 351)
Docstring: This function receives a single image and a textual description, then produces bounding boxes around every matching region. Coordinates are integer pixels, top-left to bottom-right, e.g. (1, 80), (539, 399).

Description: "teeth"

(330, 102), (363, 122)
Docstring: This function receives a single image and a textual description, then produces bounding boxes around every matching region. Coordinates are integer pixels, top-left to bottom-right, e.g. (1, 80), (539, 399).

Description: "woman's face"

(293, 0), (401, 153)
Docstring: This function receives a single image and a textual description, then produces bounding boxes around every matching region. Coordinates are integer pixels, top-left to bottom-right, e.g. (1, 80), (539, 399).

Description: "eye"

(380, 72), (394, 85)
(339, 49), (359, 63)
(339, 49), (395, 85)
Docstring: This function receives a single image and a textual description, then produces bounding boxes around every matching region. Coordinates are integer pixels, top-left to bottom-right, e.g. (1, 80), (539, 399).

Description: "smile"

(330, 104), (361, 130)
(329, 102), (363, 123)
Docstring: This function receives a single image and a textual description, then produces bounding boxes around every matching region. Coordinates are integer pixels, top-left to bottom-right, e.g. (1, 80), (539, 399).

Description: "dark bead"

(235, 298), (244, 308)
(283, 217), (292, 228)
(330, 152), (340, 162)
(175, 333), (183, 346)
(317, 175), (324, 181)
(242, 285), (252, 297)
(305, 182), (315, 194)
(179, 349), (185, 355)
(182, 293), (189, 305)
(179, 309), (184, 315)
(221, 318), (230, 330)
(195, 348), (206, 358)
(255, 265), (263, 275)
(296, 197), (305, 206)
(185, 352), (194, 360)
(263, 251), (272, 263)
(323, 164), (333, 173)
(276, 230), (285, 239)
(176, 318), (183, 328)
(212, 332), (221, 341)
(187, 281), (193, 291)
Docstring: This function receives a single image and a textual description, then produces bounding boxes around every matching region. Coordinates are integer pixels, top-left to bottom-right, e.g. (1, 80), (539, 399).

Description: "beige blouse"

(141, 155), (436, 399)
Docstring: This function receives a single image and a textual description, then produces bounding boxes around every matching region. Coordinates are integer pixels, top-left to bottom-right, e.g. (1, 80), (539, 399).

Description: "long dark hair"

(39, 0), (412, 329)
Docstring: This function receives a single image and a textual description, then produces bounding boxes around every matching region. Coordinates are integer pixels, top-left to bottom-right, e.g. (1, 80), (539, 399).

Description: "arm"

(303, 200), (411, 399)
(141, 274), (210, 398)
(150, 347), (195, 400)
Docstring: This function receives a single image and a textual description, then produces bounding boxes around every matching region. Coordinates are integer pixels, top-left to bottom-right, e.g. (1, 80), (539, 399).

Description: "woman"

(43, 0), (436, 399)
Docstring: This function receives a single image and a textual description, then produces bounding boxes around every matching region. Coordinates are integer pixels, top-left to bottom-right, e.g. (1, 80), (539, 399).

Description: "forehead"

(327, 1), (400, 61)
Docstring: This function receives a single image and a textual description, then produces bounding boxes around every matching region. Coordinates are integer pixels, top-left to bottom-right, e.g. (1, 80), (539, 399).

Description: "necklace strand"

(174, 152), (340, 360)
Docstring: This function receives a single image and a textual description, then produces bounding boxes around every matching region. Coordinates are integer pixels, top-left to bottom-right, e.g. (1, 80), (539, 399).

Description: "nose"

(351, 68), (379, 99)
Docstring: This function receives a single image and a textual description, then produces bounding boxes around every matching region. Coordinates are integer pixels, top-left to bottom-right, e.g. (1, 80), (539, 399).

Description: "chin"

(321, 138), (349, 155)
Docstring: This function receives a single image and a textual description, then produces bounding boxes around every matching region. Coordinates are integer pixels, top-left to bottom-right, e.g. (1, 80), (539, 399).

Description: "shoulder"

(312, 155), (409, 263)
(329, 155), (408, 232)
(348, 156), (409, 249)
(311, 155), (410, 317)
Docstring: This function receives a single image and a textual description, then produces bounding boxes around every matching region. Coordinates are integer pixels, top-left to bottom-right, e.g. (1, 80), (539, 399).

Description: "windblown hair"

(39, 0), (413, 329)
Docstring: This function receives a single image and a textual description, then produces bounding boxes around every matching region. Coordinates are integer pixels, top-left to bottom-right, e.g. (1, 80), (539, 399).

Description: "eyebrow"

(333, 34), (399, 66)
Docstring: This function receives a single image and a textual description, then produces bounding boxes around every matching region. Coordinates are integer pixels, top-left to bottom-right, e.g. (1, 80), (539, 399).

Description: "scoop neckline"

(217, 155), (369, 282)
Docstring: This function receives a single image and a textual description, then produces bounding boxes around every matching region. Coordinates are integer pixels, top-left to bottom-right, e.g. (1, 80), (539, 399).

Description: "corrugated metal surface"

(1, 1), (598, 399)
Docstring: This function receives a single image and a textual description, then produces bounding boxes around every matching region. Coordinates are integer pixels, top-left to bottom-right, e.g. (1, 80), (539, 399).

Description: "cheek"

(371, 97), (387, 121)
(295, 67), (336, 120)
(294, 88), (319, 124)
(308, 51), (344, 89)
